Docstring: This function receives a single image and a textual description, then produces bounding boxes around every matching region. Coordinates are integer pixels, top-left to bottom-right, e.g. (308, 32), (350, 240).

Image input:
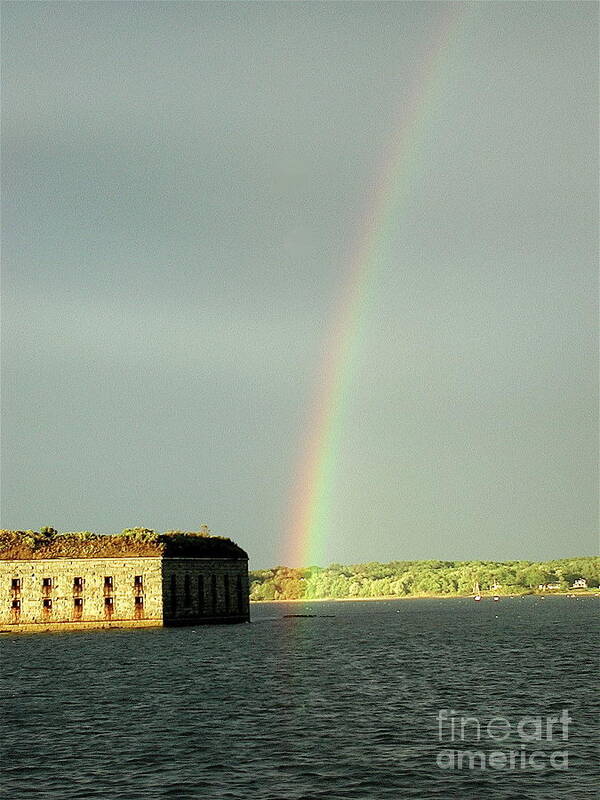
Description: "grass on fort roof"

(0, 527), (248, 560)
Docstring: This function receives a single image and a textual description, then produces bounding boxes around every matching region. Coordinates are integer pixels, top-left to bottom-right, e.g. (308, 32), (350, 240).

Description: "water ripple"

(0, 597), (597, 799)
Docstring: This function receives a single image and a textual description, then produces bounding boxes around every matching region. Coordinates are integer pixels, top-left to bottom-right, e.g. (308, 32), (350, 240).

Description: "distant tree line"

(250, 557), (600, 601)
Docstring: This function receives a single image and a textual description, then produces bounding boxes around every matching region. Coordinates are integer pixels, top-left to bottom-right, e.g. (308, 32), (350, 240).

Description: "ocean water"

(1, 596), (598, 799)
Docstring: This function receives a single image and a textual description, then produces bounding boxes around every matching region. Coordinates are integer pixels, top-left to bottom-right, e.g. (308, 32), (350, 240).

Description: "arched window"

(184, 574), (191, 607)
(211, 575), (217, 614)
(224, 575), (230, 613)
(170, 574), (177, 612)
(236, 575), (243, 613)
(197, 575), (205, 614)
(73, 598), (83, 619)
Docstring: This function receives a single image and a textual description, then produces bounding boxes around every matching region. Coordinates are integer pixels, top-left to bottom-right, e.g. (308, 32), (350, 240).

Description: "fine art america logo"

(435, 709), (572, 770)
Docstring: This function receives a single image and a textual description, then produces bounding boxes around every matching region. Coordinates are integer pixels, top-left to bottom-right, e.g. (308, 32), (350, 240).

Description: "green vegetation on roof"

(0, 527), (248, 560)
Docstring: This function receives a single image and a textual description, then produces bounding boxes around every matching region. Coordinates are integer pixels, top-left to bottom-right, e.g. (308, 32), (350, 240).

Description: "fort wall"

(0, 556), (163, 631)
(162, 557), (250, 625)
(0, 555), (249, 632)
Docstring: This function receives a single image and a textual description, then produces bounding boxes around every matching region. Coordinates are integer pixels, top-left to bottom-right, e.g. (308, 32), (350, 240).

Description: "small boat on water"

(473, 582), (482, 601)
(493, 595), (500, 601)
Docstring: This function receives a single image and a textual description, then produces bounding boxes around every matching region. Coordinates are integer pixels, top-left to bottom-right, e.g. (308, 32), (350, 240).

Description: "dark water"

(1, 597), (598, 799)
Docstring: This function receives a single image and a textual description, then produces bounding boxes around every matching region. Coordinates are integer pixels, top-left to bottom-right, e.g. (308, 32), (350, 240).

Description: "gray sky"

(2, 2), (597, 568)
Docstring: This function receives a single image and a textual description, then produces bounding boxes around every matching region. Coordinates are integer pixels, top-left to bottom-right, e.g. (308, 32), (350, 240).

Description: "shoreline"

(251, 591), (598, 603)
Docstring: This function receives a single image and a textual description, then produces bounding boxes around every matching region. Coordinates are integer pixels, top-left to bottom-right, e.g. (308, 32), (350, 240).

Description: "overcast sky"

(2, 2), (597, 568)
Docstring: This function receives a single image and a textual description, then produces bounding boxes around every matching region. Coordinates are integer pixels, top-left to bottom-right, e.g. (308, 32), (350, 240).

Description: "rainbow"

(284, 9), (463, 568)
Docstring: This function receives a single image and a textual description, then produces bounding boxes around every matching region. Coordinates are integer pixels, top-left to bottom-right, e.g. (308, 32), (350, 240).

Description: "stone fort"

(0, 528), (250, 633)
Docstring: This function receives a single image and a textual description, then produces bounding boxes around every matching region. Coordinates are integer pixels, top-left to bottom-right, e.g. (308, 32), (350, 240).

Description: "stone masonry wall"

(162, 558), (250, 624)
(0, 557), (163, 631)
